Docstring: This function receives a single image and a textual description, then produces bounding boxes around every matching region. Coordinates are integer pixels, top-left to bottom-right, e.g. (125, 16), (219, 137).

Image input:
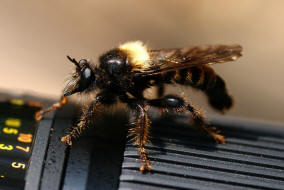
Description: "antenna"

(66, 55), (80, 68)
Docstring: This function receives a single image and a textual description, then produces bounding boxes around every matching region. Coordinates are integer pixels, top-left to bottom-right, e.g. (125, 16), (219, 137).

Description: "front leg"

(61, 92), (116, 145)
(35, 96), (67, 121)
(128, 104), (152, 172)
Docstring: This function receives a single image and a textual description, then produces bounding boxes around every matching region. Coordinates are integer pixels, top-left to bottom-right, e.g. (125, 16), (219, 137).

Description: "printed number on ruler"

(17, 133), (33, 143)
(11, 162), (25, 169)
(5, 118), (21, 128)
(0, 143), (13, 151)
(16, 146), (30, 153)
(10, 99), (24, 106)
(3, 127), (18, 135)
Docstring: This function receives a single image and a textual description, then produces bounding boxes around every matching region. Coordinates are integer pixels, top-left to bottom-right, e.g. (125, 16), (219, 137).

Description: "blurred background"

(0, 0), (283, 123)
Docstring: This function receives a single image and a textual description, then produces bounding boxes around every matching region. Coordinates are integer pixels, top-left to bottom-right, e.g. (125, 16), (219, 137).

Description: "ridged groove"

(118, 117), (284, 190)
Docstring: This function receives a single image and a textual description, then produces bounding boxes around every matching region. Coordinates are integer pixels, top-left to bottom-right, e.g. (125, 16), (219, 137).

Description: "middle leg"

(128, 104), (152, 172)
(120, 95), (152, 172)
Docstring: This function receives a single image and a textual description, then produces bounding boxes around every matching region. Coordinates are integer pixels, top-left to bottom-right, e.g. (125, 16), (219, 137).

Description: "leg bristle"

(128, 104), (152, 172)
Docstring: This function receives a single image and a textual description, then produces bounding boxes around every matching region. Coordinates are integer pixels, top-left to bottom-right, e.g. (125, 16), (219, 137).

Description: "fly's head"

(63, 56), (97, 97)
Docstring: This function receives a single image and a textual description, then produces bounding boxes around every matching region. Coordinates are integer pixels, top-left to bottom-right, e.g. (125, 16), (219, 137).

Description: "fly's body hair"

(36, 41), (242, 172)
(119, 41), (150, 69)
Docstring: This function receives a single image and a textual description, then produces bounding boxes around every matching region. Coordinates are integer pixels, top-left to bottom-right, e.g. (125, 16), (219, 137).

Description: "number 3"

(0, 144), (13, 151)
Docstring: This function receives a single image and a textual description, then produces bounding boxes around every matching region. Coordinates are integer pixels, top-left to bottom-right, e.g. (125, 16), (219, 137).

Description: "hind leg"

(148, 95), (225, 144)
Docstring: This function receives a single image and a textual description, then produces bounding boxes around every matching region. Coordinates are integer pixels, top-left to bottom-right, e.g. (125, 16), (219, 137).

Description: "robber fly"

(36, 41), (242, 172)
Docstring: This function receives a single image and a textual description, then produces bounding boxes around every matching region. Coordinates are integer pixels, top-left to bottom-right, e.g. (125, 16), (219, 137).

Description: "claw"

(35, 111), (43, 121)
(61, 135), (72, 146)
(139, 155), (152, 173)
(139, 162), (152, 172)
(213, 133), (226, 144)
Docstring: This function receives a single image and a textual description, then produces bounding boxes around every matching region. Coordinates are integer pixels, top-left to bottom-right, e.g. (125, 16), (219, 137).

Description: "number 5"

(11, 162), (25, 169)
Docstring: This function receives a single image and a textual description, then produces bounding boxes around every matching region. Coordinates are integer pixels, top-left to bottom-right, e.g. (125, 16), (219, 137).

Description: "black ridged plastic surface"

(8, 90), (281, 190)
(119, 115), (284, 190)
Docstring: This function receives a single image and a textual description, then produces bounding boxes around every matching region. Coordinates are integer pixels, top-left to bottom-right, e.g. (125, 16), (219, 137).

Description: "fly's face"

(63, 56), (96, 96)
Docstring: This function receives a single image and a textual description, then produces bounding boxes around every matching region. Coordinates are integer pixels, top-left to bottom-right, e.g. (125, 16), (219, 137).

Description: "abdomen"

(159, 65), (233, 112)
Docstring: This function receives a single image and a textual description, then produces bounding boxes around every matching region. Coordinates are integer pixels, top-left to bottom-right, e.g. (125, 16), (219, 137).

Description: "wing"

(137, 44), (242, 76)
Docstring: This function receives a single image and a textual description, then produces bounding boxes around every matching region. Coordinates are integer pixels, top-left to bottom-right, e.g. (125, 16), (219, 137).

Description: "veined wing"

(138, 44), (242, 76)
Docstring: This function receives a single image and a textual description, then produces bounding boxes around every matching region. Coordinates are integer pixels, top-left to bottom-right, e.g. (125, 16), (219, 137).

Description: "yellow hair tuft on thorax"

(119, 41), (150, 69)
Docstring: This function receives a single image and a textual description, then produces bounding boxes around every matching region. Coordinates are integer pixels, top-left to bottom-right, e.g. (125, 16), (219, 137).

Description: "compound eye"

(80, 67), (94, 90)
(82, 67), (92, 80)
